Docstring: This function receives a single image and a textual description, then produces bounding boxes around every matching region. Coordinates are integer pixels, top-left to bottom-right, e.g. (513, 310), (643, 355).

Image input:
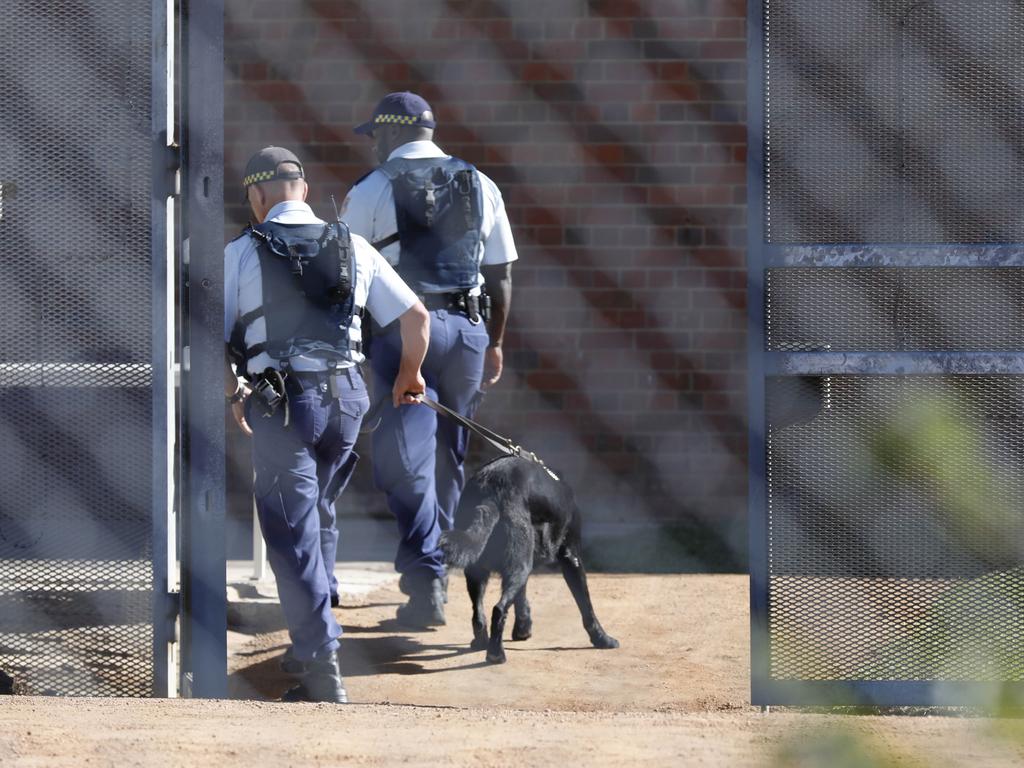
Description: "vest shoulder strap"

(380, 155), (477, 181)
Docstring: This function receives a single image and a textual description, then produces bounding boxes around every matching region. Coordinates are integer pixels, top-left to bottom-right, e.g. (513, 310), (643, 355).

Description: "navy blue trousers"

(247, 368), (368, 661)
(370, 309), (488, 581)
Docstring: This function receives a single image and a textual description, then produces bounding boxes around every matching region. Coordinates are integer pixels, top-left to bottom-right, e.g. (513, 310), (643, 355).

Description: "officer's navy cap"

(242, 146), (305, 188)
(354, 92), (437, 136)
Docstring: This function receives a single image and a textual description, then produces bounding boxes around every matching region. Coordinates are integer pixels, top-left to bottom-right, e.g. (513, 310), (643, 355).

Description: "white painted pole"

(252, 476), (270, 582)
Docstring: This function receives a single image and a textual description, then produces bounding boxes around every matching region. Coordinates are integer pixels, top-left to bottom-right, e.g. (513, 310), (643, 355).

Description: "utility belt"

(420, 290), (490, 324)
(248, 364), (361, 427)
(373, 289), (489, 332)
(364, 290), (490, 356)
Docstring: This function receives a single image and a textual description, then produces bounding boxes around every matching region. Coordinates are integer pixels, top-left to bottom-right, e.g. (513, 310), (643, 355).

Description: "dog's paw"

(470, 635), (489, 651)
(485, 649), (507, 664)
(511, 620), (532, 641)
(592, 634), (620, 649)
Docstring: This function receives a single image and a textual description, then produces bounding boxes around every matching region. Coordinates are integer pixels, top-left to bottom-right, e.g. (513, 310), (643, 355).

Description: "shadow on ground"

(228, 574), (750, 712)
(228, 602), (499, 700)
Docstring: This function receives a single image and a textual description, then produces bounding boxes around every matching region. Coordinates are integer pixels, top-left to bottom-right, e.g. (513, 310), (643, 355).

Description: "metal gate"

(0, 0), (176, 697)
(749, 0), (1024, 706)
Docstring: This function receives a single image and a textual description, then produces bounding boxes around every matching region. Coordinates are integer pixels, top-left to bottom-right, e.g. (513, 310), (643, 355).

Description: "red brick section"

(224, 0), (748, 557)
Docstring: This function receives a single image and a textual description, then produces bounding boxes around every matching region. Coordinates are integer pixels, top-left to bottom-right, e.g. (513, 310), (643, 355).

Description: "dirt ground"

(3, 574), (1024, 767)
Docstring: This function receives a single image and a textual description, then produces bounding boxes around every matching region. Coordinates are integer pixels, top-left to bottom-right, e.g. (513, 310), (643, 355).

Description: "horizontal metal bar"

(766, 352), (1024, 376)
(753, 679), (1024, 709)
(0, 362), (152, 387)
(0, 559), (152, 591)
(765, 244), (1024, 268)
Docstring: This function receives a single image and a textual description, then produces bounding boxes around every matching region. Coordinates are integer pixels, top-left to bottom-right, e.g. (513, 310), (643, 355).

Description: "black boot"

(401, 571), (448, 604)
(279, 646), (307, 676)
(396, 576), (446, 628)
(282, 648), (348, 704)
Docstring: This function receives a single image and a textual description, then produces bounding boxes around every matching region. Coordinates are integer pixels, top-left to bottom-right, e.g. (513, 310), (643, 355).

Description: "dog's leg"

(557, 546), (620, 650)
(511, 584), (532, 641)
(487, 569), (528, 664)
(465, 566), (490, 651)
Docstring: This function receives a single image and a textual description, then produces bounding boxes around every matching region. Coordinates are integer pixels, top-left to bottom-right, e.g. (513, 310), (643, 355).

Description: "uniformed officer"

(224, 146), (429, 702)
(342, 92), (518, 627)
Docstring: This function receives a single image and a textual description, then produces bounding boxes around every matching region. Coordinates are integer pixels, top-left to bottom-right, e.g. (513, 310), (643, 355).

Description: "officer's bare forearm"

(398, 301), (430, 375)
(481, 262), (512, 348)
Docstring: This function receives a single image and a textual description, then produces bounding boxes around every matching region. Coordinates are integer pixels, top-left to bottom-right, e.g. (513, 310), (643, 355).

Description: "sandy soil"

(3, 574), (1024, 767)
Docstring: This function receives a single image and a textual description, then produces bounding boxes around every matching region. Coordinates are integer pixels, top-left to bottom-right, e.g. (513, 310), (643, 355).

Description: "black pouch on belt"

(251, 368), (290, 427)
(465, 294), (481, 323)
(479, 288), (491, 324)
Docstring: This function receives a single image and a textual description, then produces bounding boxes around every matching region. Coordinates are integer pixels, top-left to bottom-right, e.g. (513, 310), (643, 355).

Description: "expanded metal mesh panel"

(767, 268), (1024, 350)
(767, 376), (1024, 681)
(0, 3), (155, 696)
(765, 0), (1024, 243)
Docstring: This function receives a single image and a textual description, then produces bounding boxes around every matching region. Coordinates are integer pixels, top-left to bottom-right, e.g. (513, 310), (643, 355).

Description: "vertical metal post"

(182, 0), (226, 699)
(150, 0), (175, 698)
(746, 0), (770, 707)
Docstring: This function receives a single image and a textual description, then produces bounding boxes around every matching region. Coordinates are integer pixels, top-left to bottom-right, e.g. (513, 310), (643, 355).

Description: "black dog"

(440, 456), (619, 664)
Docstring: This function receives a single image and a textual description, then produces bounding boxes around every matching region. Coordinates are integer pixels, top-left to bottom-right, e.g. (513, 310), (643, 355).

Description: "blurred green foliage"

(773, 728), (907, 768)
(869, 393), (1022, 566)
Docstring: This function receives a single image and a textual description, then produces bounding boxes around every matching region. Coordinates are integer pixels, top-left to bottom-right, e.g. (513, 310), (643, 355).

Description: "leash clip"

(414, 393), (560, 482)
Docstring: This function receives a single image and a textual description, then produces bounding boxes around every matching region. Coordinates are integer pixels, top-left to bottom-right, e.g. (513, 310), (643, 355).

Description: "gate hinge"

(165, 143), (181, 198)
(164, 590), (181, 644)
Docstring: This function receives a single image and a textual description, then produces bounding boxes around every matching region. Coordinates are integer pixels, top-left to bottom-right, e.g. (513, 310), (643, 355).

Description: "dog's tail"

(439, 503), (499, 567)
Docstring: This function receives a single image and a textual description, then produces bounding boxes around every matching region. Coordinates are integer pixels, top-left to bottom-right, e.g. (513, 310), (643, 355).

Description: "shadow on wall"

(582, 521), (744, 574)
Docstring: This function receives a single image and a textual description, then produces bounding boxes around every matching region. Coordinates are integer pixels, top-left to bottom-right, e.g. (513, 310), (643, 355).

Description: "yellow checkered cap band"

(242, 146), (304, 189)
(374, 113), (421, 126)
(354, 94), (435, 135)
(242, 169), (278, 187)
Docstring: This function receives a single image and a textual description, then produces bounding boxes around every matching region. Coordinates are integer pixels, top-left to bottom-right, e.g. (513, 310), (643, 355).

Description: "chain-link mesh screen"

(0, 2), (155, 696)
(767, 376), (1024, 680)
(767, 268), (1024, 350)
(765, 0), (1024, 243)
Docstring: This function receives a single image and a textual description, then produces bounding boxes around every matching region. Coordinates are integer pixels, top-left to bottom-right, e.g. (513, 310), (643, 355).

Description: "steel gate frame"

(179, 0), (227, 699)
(0, 0), (226, 699)
(152, 0), (175, 699)
(0, 0), (178, 697)
(747, 0), (1024, 707)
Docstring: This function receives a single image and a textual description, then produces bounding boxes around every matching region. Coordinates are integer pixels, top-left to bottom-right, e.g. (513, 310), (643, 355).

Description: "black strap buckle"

(251, 368), (290, 427)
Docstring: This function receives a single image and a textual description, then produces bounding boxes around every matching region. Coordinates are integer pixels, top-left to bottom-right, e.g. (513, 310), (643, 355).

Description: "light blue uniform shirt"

(224, 200), (417, 375)
(340, 140), (519, 296)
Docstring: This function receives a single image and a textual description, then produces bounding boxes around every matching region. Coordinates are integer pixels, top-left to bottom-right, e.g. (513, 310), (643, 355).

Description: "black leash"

(414, 394), (560, 482)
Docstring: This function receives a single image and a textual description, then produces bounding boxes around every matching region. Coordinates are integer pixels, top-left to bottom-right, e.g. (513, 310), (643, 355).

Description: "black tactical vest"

(381, 156), (484, 294)
(231, 221), (357, 370)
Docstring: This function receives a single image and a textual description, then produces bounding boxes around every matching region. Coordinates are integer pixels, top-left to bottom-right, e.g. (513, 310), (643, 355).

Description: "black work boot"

(395, 576), (446, 628)
(282, 648), (348, 704)
(401, 571), (448, 604)
(398, 572), (414, 596)
(279, 646), (307, 676)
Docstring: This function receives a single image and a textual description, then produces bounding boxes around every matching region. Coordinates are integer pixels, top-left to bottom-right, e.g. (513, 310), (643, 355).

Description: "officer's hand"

(229, 390), (253, 437)
(393, 369), (426, 407)
(482, 345), (503, 389)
